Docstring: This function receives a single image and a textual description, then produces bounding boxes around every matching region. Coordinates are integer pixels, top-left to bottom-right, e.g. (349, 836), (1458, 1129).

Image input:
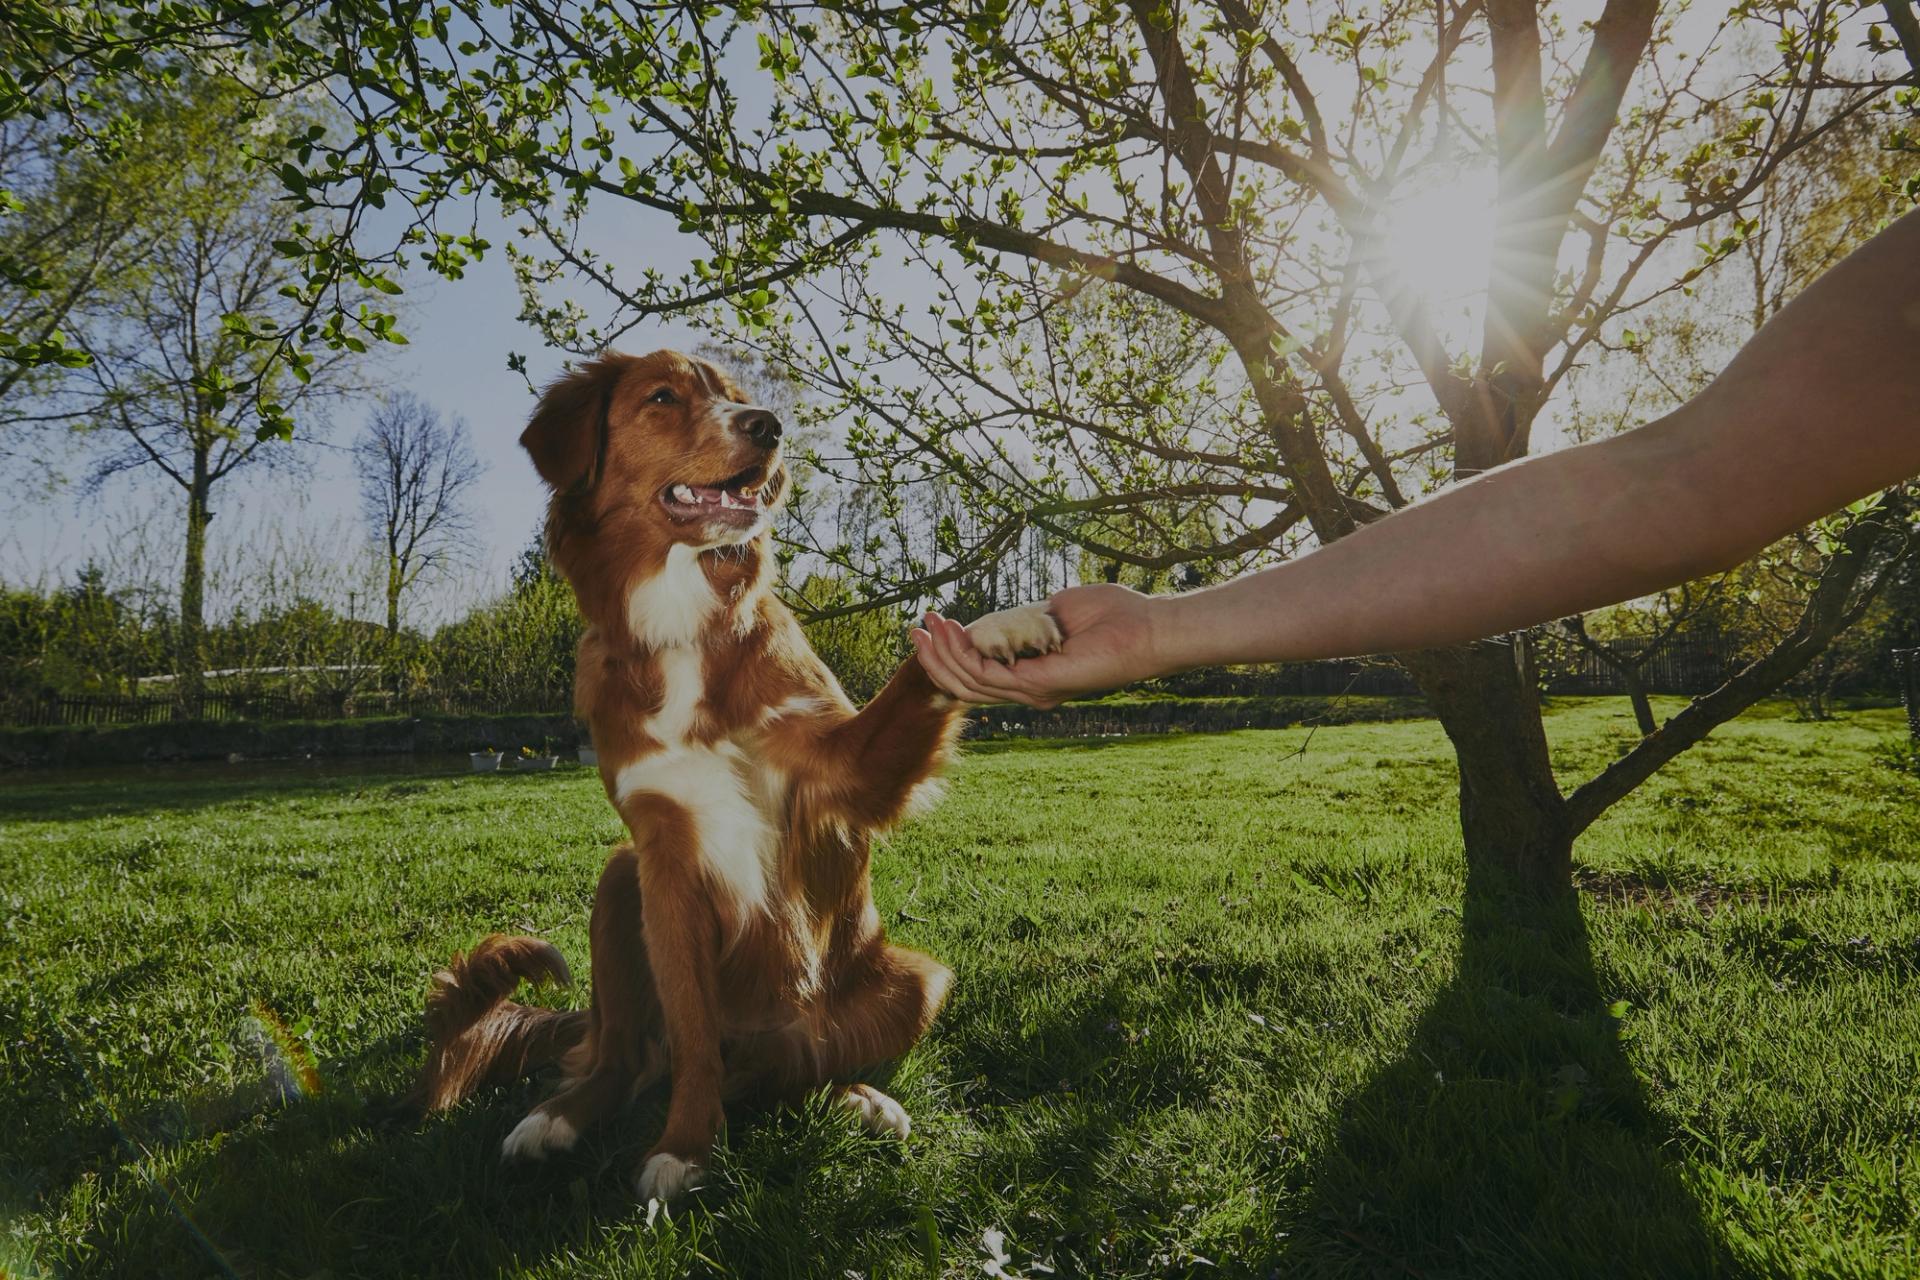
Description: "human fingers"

(910, 627), (998, 702)
(927, 615), (1054, 707)
(912, 617), (1003, 703)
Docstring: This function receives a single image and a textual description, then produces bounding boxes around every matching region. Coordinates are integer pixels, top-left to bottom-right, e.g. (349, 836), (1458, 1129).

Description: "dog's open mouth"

(660, 465), (770, 525)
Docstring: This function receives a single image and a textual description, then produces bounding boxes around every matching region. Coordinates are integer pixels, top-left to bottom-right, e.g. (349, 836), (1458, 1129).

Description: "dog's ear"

(520, 357), (622, 492)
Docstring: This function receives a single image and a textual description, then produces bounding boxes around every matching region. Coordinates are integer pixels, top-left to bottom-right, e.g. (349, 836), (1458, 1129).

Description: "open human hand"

(909, 583), (1166, 708)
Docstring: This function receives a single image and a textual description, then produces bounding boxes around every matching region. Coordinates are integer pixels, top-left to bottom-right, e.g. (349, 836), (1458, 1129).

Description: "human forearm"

(1150, 410), (1734, 665)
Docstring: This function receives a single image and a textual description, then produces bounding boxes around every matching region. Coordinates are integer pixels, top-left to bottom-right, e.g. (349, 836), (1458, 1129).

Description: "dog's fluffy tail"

(406, 933), (586, 1114)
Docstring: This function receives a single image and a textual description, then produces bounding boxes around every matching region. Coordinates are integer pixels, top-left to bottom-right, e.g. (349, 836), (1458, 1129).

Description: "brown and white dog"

(410, 349), (1059, 1201)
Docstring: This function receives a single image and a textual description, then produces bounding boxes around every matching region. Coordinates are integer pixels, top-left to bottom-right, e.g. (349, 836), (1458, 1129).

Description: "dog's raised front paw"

(839, 1083), (911, 1139)
(635, 1151), (704, 1202)
(500, 1108), (579, 1162)
(966, 604), (1063, 664)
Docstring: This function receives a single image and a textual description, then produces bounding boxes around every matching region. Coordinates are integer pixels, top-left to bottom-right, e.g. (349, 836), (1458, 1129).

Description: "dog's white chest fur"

(613, 637), (784, 922)
(627, 544), (718, 649)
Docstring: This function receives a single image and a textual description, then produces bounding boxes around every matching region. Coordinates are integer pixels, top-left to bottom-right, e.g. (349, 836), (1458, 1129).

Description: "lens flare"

(249, 998), (324, 1100)
(1376, 168), (1498, 305)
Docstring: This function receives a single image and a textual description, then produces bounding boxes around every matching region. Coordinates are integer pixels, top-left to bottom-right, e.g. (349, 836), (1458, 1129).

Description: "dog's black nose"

(739, 411), (783, 448)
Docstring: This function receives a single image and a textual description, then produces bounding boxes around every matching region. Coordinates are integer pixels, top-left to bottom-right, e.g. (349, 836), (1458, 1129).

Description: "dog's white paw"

(500, 1109), (578, 1162)
(966, 604), (1063, 664)
(635, 1151), (704, 1202)
(840, 1084), (911, 1140)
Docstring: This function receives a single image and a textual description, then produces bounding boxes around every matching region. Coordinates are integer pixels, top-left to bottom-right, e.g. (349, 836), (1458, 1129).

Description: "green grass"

(3, 698), (1917, 1278)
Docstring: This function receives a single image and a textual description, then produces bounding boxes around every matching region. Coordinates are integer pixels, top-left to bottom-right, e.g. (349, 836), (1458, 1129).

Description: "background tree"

(9, 74), (372, 707)
(1551, 580), (1741, 737)
(0, 563), (167, 700)
(352, 392), (484, 636)
(429, 531), (584, 714)
(370, 0), (1907, 894)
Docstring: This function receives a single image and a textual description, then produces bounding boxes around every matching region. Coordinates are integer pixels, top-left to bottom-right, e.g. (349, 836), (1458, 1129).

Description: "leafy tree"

(0, 108), (150, 406)
(5, 1), (1917, 891)
(795, 573), (910, 700)
(7, 73), (374, 706)
(352, 392), (484, 636)
(430, 567), (584, 713)
(1552, 581), (1740, 737)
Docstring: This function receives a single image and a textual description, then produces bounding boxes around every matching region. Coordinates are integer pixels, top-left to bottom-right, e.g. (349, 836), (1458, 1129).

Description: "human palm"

(911, 583), (1160, 708)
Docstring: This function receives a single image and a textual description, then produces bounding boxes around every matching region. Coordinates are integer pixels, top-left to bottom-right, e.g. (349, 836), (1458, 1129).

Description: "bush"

(426, 569), (583, 712)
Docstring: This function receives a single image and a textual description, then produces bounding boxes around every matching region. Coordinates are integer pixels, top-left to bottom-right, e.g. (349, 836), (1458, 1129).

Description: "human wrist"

(1152, 564), (1316, 670)
(1143, 591), (1211, 674)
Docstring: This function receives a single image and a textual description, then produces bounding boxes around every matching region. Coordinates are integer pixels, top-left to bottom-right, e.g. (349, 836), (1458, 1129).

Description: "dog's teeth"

(671, 484), (696, 503)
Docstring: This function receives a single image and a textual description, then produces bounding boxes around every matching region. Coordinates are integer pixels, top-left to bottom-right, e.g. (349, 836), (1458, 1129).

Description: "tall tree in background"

(352, 392), (484, 635)
(13, 75), (371, 705)
(329, 0), (1904, 895)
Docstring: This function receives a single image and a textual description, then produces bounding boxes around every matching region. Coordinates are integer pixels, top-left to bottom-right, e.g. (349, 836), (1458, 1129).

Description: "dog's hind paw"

(500, 1109), (578, 1162)
(636, 1151), (704, 1202)
(966, 603), (1063, 664)
(839, 1083), (911, 1140)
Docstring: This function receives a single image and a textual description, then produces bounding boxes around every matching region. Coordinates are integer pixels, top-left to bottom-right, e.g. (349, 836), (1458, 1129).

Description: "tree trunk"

(1405, 640), (1572, 898)
(1621, 668), (1658, 737)
(386, 555), (403, 636)
(177, 460), (212, 718)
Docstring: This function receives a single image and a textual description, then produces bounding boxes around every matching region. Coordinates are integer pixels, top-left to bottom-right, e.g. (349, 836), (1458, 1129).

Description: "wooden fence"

(0, 689), (540, 727)
(1539, 636), (1742, 696)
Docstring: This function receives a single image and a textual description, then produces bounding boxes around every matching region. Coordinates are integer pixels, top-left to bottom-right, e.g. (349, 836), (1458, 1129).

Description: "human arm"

(911, 207), (1920, 707)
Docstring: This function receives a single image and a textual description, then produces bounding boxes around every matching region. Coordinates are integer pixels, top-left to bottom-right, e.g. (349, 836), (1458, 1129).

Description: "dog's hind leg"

(826, 943), (952, 1139)
(502, 846), (664, 1162)
(730, 941), (953, 1138)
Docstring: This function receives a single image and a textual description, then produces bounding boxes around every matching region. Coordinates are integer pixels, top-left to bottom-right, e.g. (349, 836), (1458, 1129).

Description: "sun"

(1374, 167), (1498, 307)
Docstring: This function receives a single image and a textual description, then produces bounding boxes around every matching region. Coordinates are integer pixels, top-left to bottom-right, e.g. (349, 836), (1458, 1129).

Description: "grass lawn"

(3, 698), (1918, 1279)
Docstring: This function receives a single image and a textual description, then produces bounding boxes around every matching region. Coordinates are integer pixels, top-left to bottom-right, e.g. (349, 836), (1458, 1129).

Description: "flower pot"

(577, 746), (598, 767)
(470, 752), (503, 772)
(515, 754), (560, 771)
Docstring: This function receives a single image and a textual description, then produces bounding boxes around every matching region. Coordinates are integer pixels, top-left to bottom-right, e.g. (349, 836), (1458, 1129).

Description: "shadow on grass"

(1267, 866), (1729, 1279)
(29, 977), (1179, 1278)
(0, 759), (542, 824)
(27, 1020), (675, 1279)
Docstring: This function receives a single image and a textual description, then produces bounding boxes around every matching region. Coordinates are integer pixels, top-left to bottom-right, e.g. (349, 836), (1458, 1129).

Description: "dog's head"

(521, 349), (790, 552)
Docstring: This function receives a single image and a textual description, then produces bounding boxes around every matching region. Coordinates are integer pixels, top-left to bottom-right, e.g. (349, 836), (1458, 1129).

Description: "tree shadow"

(1266, 867), (1731, 1278)
(0, 758), (535, 824)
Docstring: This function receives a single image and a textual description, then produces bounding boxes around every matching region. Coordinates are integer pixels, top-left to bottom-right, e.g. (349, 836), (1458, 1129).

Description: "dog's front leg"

(626, 800), (728, 1202)
(815, 601), (1056, 817)
(810, 658), (964, 828)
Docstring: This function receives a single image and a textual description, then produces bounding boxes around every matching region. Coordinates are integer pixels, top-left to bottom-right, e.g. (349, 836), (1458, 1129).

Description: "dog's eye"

(649, 387), (678, 405)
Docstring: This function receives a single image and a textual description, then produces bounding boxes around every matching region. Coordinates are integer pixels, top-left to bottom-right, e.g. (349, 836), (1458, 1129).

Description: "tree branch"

(1565, 497), (1914, 833)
